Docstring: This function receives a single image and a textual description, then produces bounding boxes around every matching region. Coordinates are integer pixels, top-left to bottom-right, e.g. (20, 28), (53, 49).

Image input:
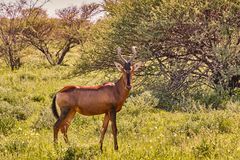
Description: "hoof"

(100, 145), (103, 153)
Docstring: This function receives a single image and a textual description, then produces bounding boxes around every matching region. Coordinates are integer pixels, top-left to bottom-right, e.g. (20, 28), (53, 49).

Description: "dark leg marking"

(110, 107), (118, 150)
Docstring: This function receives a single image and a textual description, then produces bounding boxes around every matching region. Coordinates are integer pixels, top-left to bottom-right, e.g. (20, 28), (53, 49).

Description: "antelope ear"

(133, 61), (142, 71)
(114, 62), (123, 71)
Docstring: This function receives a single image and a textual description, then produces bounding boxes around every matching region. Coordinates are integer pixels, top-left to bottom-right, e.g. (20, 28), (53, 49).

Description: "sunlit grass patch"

(0, 63), (240, 159)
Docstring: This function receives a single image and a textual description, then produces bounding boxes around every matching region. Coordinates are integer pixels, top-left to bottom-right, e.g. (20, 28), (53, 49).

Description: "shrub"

(5, 139), (28, 154)
(193, 139), (217, 159)
(63, 145), (100, 160)
(217, 115), (233, 133)
(0, 101), (33, 121)
(154, 85), (233, 111)
(0, 114), (16, 136)
(125, 91), (159, 109)
(0, 94), (18, 106)
(33, 107), (55, 130)
(167, 111), (234, 139)
(19, 73), (36, 81)
(31, 95), (45, 102)
(202, 92), (229, 109)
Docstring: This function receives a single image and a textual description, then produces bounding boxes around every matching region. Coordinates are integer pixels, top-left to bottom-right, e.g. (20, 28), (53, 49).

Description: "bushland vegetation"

(0, 0), (240, 159)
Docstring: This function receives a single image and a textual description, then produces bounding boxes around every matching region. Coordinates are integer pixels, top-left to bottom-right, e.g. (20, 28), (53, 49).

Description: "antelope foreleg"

(110, 108), (118, 150)
(99, 113), (109, 151)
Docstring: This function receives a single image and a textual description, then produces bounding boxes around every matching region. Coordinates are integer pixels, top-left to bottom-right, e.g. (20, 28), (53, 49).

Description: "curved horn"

(117, 47), (127, 63)
(129, 46), (137, 63)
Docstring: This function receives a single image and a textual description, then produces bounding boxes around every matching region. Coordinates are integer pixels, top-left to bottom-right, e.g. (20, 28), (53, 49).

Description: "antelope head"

(114, 46), (142, 90)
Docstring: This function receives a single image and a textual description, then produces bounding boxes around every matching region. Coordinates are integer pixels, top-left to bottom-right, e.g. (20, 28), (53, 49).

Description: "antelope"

(51, 46), (142, 151)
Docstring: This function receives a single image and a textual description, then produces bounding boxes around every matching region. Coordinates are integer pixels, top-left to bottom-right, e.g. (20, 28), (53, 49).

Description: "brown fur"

(52, 75), (130, 151)
(52, 47), (141, 151)
(59, 82), (115, 93)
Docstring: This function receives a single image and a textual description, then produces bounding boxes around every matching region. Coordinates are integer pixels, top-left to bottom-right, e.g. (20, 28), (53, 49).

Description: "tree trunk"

(8, 46), (15, 71)
(56, 43), (71, 65)
(39, 47), (56, 65)
(44, 52), (56, 65)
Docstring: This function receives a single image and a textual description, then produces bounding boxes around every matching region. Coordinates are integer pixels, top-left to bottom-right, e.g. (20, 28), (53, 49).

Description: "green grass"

(0, 63), (240, 160)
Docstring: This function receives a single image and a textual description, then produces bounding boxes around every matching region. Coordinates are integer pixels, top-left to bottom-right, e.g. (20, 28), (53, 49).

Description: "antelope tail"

(51, 95), (59, 119)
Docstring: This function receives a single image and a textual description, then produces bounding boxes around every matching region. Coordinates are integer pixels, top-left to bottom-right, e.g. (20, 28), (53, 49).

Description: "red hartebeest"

(51, 46), (142, 151)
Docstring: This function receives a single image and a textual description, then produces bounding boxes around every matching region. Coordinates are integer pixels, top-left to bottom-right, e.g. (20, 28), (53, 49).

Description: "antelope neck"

(115, 75), (130, 97)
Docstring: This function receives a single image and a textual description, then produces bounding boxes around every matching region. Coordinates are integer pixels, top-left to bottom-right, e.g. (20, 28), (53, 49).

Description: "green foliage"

(0, 101), (34, 121)
(126, 91), (159, 108)
(33, 107), (55, 131)
(193, 139), (217, 159)
(0, 63), (240, 159)
(31, 95), (45, 103)
(19, 73), (36, 81)
(0, 114), (16, 136)
(63, 145), (100, 160)
(0, 1), (240, 156)
(75, 18), (116, 74)
(5, 139), (28, 154)
(168, 111), (235, 139)
(0, 101), (33, 136)
(79, 0), (240, 102)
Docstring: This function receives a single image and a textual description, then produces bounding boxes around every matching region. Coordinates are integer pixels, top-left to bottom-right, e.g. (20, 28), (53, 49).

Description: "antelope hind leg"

(60, 109), (76, 144)
(53, 108), (69, 143)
